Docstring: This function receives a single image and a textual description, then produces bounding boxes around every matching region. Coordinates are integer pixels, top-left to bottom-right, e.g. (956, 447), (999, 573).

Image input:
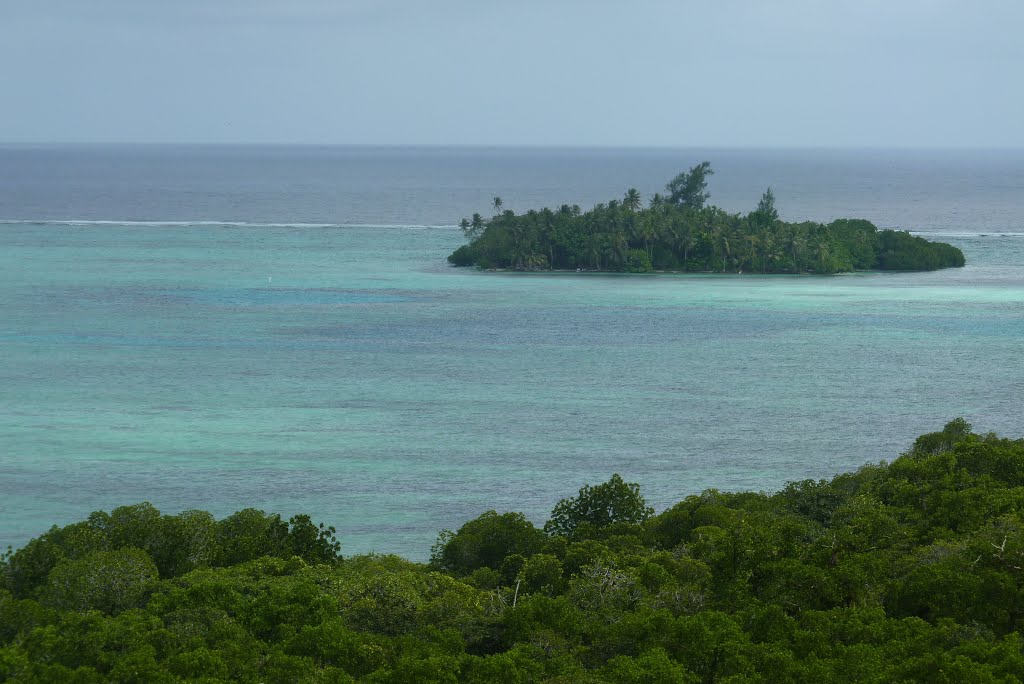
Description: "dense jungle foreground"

(4, 420), (1024, 682)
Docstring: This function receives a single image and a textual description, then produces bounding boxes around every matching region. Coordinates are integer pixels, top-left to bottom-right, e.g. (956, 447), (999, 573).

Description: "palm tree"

(585, 233), (602, 270)
(784, 224), (806, 271)
(741, 234), (759, 273)
(639, 214), (659, 261)
(814, 239), (832, 272)
(760, 233), (782, 272)
(508, 222), (525, 268)
(623, 188), (642, 213)
(540, 208), (556, 269)
(492, 197), (503, 214)
(709, 211), (733, 272)
(603, 233), (628, 270)
(715, 230), (731, 272)
(626, 213), (642, 247)
(674, 221), (696, 269)
(510, 244), (528, 270)
(603, 203), (621, 243)
(470, 213), (484, 235)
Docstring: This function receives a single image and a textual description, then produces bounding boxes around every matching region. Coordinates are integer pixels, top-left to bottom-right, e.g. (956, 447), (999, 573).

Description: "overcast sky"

(2, 0), (1021, 147)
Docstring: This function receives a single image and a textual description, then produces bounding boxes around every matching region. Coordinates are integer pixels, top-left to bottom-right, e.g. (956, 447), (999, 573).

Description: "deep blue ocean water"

(1, 145), (1022, 558)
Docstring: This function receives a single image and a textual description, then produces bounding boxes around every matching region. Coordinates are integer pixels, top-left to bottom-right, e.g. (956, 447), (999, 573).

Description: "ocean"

(1, 145), (1022, 558)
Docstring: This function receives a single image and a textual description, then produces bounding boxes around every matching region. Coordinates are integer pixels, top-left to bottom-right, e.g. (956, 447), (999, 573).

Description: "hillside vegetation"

(5, 420), (1024, 682)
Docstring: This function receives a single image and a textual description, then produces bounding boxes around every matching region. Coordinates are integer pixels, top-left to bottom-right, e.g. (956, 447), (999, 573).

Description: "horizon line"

(2, 141), (1023, 152)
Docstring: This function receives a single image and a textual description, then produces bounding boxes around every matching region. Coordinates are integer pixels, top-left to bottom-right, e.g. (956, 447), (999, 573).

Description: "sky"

(2, 0), (1022, 147)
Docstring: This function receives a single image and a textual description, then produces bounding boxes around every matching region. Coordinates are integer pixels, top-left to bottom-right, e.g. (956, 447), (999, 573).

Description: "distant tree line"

(449, 162), (965, 274)
(7, 420), (1024, 681)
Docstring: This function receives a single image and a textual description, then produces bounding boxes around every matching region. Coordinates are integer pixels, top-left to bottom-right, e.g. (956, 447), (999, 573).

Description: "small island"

(449, 162), (966, 274)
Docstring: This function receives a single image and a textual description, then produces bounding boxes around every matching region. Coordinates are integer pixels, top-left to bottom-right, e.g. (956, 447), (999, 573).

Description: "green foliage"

(913, 416), (974, 455)
(450, 166), (965, 274)
(876, 229), (967, 270)
(2, 504), (340, 601)
(625, 249), (652, 273)
(7, 421), (1024, 681)
(519, 554), (565, 596)
(447, 243), (476, 267)
(749, 187), (779, 232)
(43, 548), (158, 614)
(545, 474), (654, 539)
(603, 648), (698, 683)
(430, 511), (545, 577)
(666, 161), (714, 209)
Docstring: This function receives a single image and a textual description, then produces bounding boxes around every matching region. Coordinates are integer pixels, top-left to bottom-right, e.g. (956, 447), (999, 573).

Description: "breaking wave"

(0, 219), (459, 230)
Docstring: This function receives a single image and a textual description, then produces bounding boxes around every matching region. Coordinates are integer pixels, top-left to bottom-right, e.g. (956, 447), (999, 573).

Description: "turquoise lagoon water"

(1, 146), (1023, 558)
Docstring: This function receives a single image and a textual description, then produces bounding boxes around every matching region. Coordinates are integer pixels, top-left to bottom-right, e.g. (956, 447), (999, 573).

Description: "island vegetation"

(449, 162), (966, 274)
(5, 420), (1024, 681)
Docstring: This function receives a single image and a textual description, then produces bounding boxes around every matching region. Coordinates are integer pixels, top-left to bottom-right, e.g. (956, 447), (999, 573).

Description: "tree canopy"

(449, 164), (966, 274)
(666, 160), (714, 209)
(6, 420), (1024, 681)
(543, 473), (654, 539)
